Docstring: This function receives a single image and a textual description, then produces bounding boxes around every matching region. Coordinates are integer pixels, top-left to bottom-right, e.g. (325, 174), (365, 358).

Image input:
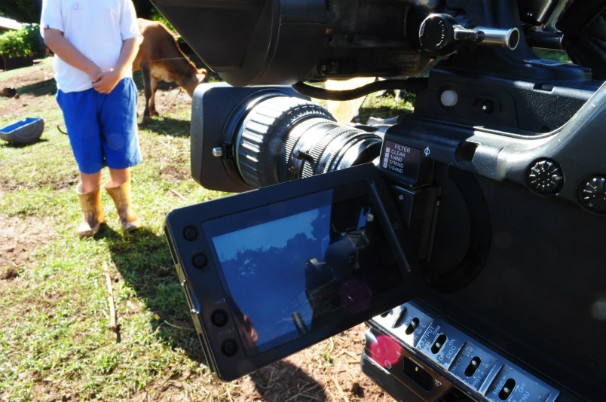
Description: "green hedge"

(0, 24), (44, 59)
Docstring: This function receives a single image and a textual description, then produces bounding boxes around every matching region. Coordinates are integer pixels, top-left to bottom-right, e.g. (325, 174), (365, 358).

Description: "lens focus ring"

(235, 96), (334, 188)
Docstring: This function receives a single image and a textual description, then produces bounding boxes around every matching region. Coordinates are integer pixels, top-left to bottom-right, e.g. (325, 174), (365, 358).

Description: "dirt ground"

(0, 62), (395, 402)
(0, 61), (63, 284)
(0, 214), (57, 282)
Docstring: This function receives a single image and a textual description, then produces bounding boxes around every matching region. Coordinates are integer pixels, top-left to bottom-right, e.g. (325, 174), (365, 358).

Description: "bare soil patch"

(0, 61), (57, 119)
(1, 61), (56, 90)
(235, 324), (392, 402)
(0, 214), (57, 278)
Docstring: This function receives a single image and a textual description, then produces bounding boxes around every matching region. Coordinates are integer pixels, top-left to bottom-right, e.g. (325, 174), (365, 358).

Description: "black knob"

(221, 339), (238, 357)
(182, 225), (198, 241)
(419, 14), (484, 56)
(419, 14), (457, 55)
(578, 176), (606, 214)
(211, 310), (229, 327)
(192, 252), (208, 269)
(526, 159), (564, 195)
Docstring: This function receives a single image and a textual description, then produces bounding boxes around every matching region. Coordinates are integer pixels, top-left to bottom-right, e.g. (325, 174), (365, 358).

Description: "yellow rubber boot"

(76, 184), (105, 238)
(105, 181), (141, 232)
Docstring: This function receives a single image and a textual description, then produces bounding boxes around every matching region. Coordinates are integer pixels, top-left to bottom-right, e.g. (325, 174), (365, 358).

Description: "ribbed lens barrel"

(233, 95), (382, 188)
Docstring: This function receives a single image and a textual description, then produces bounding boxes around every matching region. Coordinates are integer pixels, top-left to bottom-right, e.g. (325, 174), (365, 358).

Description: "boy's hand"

(92, 37), (140, 94)
(92, 68), (122, 94)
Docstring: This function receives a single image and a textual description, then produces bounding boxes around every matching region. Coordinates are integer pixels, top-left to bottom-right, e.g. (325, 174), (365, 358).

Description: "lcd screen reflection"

(203, 189), (402, 355)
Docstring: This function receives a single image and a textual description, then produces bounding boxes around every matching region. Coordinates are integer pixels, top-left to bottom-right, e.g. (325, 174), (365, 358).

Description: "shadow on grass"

(102, 225), (327, 400)
(0, 138), (49, 148)
(15, 79), (57, 97)
(102, 225), (207, 363)
(249, 360), (328, 401)
(138, 115), (191, 137)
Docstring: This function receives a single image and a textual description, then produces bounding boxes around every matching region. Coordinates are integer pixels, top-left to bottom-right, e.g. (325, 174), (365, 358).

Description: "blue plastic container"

(0, 117), (44, 145)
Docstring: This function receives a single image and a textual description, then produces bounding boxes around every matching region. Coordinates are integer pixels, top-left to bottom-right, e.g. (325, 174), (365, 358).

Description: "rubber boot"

(76, 184), (104, 238)
(105, 181), (141, 232)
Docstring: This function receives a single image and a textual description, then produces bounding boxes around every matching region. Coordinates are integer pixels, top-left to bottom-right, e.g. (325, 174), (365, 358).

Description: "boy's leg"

(105, 167), (130, 188)
(105, 167), (141, 232)
(56, 89), (105, 175)
(99, 78), (141, 171)
(76, 171), (105, 238)
(100, 79), (142, 231)
(56, 89), (106, 237)
(80, 171), (103, 193)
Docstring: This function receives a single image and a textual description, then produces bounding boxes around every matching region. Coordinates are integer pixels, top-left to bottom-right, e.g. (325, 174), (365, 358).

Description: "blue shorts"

(57, 78), (141, 174)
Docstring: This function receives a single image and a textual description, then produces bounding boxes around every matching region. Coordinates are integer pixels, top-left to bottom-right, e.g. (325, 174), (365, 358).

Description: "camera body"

(156, 0), (606, 400)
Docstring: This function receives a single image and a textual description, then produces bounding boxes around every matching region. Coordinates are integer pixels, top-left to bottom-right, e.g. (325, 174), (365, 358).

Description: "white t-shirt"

(40, 0), (141, 93)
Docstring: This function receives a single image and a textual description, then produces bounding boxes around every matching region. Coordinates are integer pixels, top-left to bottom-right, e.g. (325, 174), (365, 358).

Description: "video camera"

(157, 0), (606, 400)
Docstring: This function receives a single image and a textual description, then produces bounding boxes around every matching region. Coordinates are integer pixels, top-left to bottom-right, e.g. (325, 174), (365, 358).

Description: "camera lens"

(231, 95), (382, 188)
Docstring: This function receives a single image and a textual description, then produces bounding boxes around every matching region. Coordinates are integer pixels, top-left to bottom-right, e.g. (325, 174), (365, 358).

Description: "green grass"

(0, 63), (234, 401)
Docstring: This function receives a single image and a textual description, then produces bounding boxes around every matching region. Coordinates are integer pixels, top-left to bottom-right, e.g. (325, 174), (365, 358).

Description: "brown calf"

(133, 18), (207, 124)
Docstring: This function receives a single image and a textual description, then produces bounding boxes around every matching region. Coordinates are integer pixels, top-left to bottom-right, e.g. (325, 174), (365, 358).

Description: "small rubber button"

(192, 252), (208, 269)
(183, 225), (198, 241)
(211, 310), (229, 327)
(221, 339), (238, 357)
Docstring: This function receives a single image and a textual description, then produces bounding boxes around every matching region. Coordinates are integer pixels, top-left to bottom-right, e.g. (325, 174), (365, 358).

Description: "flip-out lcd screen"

(203, 188), (404, 355)
(164, 163), (423, 380)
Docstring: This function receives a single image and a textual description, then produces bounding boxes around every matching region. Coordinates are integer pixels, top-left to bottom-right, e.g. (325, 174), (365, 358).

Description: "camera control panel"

(363, 302), (560, 402)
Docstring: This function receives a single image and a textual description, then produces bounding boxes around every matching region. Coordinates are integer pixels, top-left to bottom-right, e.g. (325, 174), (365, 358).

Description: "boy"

(41, 0), (143, 237)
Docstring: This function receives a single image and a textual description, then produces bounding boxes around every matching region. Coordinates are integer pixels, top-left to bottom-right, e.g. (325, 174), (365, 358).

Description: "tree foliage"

(0, 0), (41, 23)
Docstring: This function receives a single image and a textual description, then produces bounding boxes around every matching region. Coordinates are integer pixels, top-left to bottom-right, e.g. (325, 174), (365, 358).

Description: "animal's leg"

(149, 77), (159, 116)
(141, 63), (152, 124)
